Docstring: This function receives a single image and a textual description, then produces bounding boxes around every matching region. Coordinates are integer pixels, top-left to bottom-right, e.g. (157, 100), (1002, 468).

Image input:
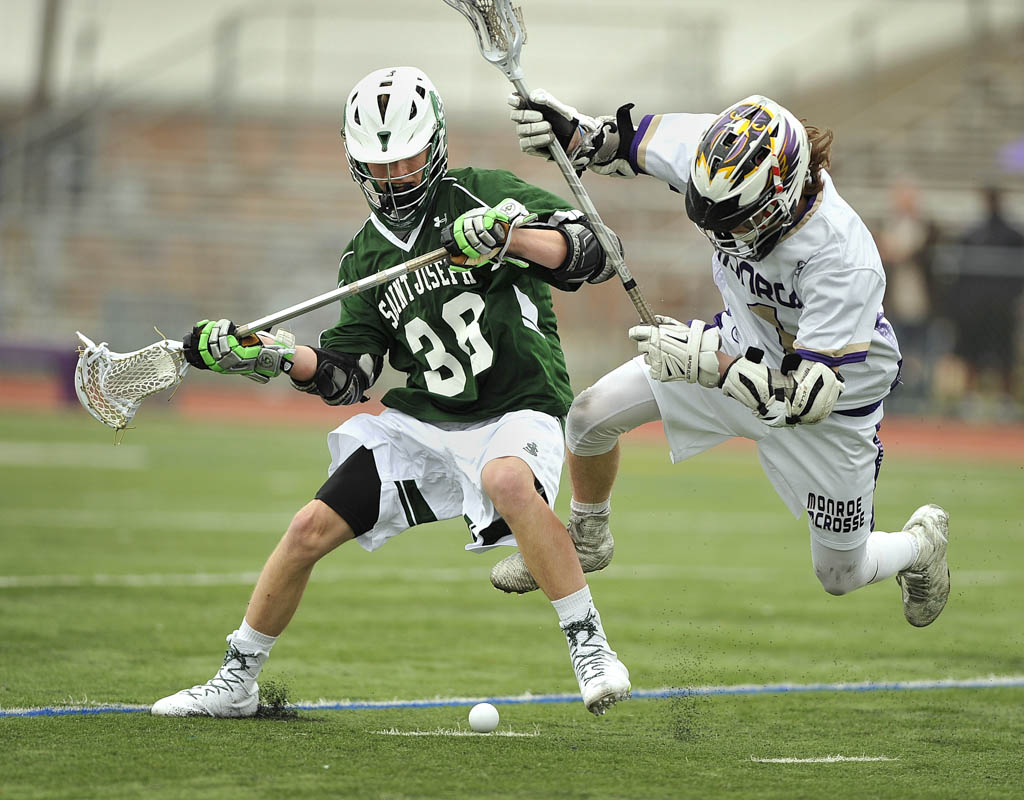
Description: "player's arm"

(181, 319), (382, 405)
(442, 199), (617, 291)
(510, 91), (716, 194)
(782, 261), (885, 424)
(288, 347), (383, 406)
(301, 267), (389, 406)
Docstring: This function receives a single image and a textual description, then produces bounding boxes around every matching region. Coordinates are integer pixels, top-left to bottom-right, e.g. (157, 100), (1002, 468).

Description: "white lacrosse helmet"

(685, 95), (810, 261)
(342, 66), (448, 232)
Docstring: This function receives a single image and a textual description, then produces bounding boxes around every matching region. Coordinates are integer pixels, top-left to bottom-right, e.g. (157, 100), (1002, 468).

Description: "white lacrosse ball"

(468, 702), (499, 733)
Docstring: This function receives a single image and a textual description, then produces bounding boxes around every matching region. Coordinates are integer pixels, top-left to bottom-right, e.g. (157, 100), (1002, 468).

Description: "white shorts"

(642, 356), (884, 550)
(325, 407), (565, 554)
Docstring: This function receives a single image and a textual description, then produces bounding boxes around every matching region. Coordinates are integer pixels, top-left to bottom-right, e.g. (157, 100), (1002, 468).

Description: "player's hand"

(629, 316), (721, 387)
(508, 89), (594, 159)
(719, 347), (789, 426)
(509, 91), (637, 178)
(782, 356), (845, 425)
(442, 198), (537, 270)
(182, 319), (295, 383)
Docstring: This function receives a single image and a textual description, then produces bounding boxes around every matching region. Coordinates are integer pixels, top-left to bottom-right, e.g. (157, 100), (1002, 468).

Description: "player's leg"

(566, 357), (660, 505)
(481, 453), (630, 715)
(151, 447), (374, 717)
(490, 358), (660, 594)
(760, 412), (949, 626)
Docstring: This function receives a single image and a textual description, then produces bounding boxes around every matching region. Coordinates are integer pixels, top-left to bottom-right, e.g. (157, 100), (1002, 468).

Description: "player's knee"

(283, 500), (352, 562)
(812, 561), (859, 596)
(566, 386), (617, 457)
(481, 458), (536, 513)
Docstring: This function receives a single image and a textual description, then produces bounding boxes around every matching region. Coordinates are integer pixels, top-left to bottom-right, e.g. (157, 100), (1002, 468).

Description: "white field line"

(0, 442), (147, 469)
(750, 755), (897, 764)
(373, 727), (540, 737)
(3, 675), (1023, 718)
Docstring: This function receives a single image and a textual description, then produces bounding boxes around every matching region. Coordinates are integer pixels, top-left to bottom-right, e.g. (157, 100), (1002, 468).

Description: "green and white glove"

(442, 198), (537, 271)
(183, 318), (295, 383)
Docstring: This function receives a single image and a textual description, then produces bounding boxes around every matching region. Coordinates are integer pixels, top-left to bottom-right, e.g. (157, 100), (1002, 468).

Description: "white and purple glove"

(508, 90), (638, 178)
(628, 316), (721, 388)
(783, 357), (845, 425)
(719, 347), (789, 427)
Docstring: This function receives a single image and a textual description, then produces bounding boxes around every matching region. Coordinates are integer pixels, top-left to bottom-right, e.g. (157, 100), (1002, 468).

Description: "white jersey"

(631, 113), (902, 412)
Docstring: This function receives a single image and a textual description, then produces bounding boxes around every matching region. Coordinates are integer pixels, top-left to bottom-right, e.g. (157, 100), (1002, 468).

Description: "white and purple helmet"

(685, 95), (810, 261)
(342, 67), (448, 232)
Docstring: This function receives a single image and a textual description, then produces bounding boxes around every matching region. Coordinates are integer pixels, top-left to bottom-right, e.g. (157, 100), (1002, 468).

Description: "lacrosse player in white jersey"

(491, 92), (950, 629)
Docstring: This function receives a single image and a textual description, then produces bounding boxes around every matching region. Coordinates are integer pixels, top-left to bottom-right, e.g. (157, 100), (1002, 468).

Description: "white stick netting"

(74, 332), (189, 431)
(445, 0), (526, 68)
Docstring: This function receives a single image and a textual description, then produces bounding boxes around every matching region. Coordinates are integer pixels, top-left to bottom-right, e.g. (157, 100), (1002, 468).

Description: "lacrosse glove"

(629, 316), (722, 387)
(442, 198), (537, 270)
(718, 347), (789, 427)
(508, 90), (638, 178)
(183, 319), (295, 383)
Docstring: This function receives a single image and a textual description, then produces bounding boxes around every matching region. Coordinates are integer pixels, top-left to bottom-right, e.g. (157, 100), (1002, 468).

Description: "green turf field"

(1, 409), (1021, 799)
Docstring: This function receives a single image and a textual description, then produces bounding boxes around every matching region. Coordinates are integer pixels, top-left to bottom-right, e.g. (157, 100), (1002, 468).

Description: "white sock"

(224, 619), (276, 683)
(865, 530), (918, 584)
(234, 618), (278, 653)
(552, 585), (597, 626)
(570, 498), (610, 517)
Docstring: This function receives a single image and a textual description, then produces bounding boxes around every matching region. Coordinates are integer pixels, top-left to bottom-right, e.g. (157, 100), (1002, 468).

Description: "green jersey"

(321, 167), (577, 423)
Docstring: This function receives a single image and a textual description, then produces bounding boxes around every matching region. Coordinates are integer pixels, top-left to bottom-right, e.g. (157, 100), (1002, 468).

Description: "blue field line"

(3, 675), (1023, 718)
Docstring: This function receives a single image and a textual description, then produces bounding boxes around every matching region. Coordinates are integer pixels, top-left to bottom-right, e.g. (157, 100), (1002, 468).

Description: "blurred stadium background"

(2, 0), (1024, 421)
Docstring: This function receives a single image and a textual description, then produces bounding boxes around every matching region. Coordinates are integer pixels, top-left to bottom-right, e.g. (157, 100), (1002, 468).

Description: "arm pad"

(290, 347), (383, 406)
(532, 212), (620, 292)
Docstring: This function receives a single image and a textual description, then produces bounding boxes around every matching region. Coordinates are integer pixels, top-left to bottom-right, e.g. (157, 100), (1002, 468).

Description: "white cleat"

(897, 504), (950, 627)
(151, 644), (261, 718)
(491, 511), (614, 594)
(562, 611), (631, 716)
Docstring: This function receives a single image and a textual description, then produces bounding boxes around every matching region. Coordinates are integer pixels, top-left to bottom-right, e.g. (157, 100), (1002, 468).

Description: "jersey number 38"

(405, 292), (494, 397)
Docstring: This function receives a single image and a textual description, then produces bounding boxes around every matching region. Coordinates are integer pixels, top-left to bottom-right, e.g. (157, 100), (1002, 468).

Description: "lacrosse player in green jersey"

(151, 66), (631, 718)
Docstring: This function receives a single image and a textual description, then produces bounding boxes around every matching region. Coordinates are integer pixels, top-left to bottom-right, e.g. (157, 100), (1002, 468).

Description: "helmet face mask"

(685, 95), (810, 261)
(342, 67), (448, 232)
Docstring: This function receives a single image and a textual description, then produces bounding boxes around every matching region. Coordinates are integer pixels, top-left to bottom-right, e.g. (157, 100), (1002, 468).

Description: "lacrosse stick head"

(443, 0), (526, 81)
(74, 332), (189, 432)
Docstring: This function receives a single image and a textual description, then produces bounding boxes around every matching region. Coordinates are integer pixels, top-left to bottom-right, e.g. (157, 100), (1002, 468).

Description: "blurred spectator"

(878, 181), (939, 406)
(950, 187), (1024, 416)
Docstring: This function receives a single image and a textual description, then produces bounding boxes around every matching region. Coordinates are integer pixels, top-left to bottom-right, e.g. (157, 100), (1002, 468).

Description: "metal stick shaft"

(236, 247), (449, 336)
(511, 77), (656, 326)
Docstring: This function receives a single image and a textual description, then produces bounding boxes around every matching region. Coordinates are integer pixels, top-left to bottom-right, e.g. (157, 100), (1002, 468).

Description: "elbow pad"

(291, 348), (383, 406)
(540, 214), (620, 291)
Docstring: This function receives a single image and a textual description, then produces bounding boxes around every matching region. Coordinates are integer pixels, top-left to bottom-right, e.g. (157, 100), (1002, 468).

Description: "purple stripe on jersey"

(796, 348), (868, 367)
(630, 114), (655, 175)
(875, 312), (899, 348)
(835, 399), (883, 417)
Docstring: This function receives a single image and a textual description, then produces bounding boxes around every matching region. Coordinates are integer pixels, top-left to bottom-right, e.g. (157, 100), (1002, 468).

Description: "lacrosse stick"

(443, 0), (657, 326)
(75, 246), (451, 433)
(443, 1), (797, 394)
